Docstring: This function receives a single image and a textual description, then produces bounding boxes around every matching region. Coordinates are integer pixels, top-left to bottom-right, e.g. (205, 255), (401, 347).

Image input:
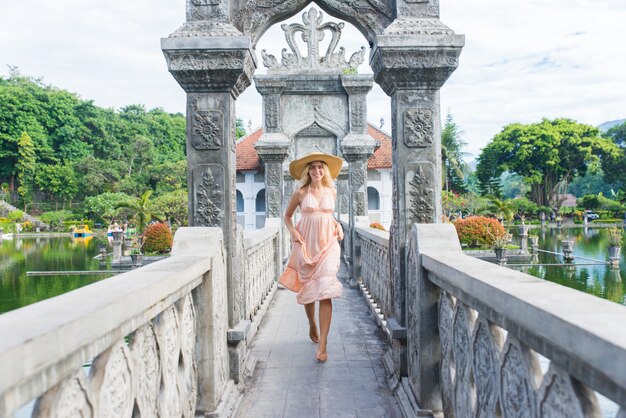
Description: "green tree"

(115, 190), (160, 233)
(236, 117), (246, 140)
(151, 189), (189, 227)
(475, 146), (503, 197)
(34, 164), (78, 208)
(602, 121), (626, 189)
(483, 195), (515, 223)
(441, 114), (468, 193)
(477, 118), (617, 209)
(83, 192), (134, 224)
(16, 131), (36, 207)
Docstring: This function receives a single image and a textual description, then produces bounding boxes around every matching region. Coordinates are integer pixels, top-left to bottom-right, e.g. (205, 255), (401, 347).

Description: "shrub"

(142, 222), (173, 254)
(454, 216), (507, 248)
(7, 210), (24, 222)
(40, 210), (76, 231)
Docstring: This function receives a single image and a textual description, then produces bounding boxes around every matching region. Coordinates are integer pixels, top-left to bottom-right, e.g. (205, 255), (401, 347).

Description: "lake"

(506, 225), (625, 306)
(0, 235), (115, 315)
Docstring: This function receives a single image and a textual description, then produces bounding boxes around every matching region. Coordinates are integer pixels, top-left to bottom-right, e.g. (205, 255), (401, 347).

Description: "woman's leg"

(317, 299), (332, 361)
(304, 302), (319, 343)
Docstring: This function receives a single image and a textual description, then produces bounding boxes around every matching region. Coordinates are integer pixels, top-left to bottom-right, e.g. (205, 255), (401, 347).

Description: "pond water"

(0, 235), (115, 315)
(506, 226), (626, 306)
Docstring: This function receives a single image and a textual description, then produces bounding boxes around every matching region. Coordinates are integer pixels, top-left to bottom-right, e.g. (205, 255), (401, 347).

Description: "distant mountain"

(598, 119), (625, 132)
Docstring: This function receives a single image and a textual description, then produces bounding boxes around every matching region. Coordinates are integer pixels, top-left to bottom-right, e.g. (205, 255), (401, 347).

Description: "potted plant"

(528, 234), (539, 248)
(492, 234), (510, 264)
(129, 236), (143, 267)
(607, 226), (623, 267)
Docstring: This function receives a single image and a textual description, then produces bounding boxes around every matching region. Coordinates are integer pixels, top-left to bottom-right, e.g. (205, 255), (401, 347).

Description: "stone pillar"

(371, 5), (464, 412)
(340, 75), (379, 284)
(162, 10), (256, 406)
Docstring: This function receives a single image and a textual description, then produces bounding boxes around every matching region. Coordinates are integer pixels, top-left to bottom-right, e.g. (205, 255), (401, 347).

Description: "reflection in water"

(0, 237), (113, 314)
(508, 226), (626, 306)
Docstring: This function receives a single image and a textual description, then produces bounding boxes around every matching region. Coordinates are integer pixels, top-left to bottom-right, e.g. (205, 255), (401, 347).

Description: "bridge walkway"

(236, 263), (402, 418)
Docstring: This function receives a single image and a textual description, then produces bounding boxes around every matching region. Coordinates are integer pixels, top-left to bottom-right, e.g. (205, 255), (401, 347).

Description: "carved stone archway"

(161, 0), (464, 413)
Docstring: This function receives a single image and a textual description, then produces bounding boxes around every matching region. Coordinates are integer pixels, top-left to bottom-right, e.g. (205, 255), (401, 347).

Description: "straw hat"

(289, 152), (343, 180)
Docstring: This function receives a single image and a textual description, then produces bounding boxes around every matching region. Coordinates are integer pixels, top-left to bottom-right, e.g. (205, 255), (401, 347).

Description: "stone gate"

(161, 0), (464, 412)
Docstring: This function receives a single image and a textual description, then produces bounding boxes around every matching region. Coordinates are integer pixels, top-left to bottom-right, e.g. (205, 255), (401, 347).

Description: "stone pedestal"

(112, 231), (124, 263)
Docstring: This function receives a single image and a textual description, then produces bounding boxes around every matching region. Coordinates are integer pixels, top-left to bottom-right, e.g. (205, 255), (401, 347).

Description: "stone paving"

(236, 264), (402, 418)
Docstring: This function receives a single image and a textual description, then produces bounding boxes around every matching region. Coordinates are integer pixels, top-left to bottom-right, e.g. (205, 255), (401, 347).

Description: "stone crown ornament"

(261, 8), (366, 74)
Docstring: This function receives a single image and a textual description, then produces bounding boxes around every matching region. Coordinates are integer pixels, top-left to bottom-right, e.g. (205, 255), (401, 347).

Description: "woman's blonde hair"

(295, 160), (335, 191)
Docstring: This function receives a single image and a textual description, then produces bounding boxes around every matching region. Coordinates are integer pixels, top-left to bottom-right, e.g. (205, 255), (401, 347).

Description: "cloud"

(1, 0), (624, 161)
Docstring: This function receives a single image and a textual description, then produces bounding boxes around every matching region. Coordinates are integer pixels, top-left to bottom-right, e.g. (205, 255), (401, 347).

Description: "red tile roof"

(236, 123), (392, 171)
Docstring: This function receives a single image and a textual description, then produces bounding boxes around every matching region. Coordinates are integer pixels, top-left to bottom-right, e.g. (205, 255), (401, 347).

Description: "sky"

(1, 0), (625, 160)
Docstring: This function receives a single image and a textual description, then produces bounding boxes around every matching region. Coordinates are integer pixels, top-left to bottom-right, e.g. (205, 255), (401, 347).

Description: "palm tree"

(484, 194), (515, 224)
(115, 190), (160, 233)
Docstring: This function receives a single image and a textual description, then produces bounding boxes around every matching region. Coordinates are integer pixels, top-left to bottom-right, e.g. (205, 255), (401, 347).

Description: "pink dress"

(279, 187), (343, 305)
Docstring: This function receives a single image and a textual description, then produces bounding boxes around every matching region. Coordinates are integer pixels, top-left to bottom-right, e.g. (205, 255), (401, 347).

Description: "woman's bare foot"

(316, 340), (328, 362)
(309, 322), (319, 343)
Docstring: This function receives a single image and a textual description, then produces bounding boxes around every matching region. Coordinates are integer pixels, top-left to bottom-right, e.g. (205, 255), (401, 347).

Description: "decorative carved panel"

(194, 165), (224, 227)
(90, 342), (134, 418)
(129, 324), (160, 418)
(33, 371), (93, 418)
(499, 337), (540, 418)
(472, 318), (502, 418)
(452, 303), (473, 418)
(192, 110), (223, 150)
(404, 108), (433, 147)
(438, 292), (455, 418)
(537, 364), (601, 418)
(154, 306), (183, 417)
(178, 295), (198, 418)
(405, 162), (436, 224)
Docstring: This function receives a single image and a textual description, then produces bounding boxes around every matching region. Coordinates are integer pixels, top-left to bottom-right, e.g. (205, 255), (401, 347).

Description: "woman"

(279, 152), (344, 362)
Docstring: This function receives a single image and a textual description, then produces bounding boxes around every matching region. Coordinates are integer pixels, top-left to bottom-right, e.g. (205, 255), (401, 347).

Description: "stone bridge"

(1, 222), (625, 417)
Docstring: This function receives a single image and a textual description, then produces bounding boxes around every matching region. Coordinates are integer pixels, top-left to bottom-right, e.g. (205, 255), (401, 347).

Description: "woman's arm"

(284, 188), (305, 244)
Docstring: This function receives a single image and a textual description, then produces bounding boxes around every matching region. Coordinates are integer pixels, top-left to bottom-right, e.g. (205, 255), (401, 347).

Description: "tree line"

(442, 113), (626, 216)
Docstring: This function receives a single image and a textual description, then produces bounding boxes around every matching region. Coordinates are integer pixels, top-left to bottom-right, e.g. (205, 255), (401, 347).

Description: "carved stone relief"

(537, 364), (600, 418)
(91, 342), (134, 418)
(472, 318), (502, 418)
(33, 371), (93, 418)
(232, 0), (392, 47)
(404, 108), (433, 147)
(129, 324), (160, 418)
(406, 163), (435, 224)
(267, 188), (282, 218)
(194, 165), (224, 227)
(191, 0), (220, 4)
(265, 96), (280, 129)
(154, 306), (182, 417)
(178, 295), (198, 418)
(261, 8), (365, 73)
(351, 99), (365, 128)
(499, 337), (540, 418)
(192, 110), (223, 150)
(452, 303), (473, 418)
(438, 292), (455, 417)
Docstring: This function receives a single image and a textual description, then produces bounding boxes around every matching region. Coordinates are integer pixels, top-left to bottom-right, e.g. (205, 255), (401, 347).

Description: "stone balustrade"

(0, 226), (281, 418)
(354, 226), (392, 320)
(404, 223), (626, 417)
(242, 222), (280, 324)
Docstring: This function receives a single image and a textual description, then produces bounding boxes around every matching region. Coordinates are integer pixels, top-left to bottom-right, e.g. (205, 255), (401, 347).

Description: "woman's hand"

(335, 222), (344, 241)
(290, 230), (304, 244)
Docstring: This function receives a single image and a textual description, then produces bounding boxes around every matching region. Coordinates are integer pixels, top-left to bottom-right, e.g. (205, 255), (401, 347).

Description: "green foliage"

(142, 222), (173, 254)
(82, 192), (134, 224)
(7, 210), (24, 222)
(454, 216), (507, 248)
(510, 197), (539, 217)
(115, 190), (159, 233)
(483, 195), (515, 222)
(0, 71), (186, 207)
(476, 118), (618, 208)
(39, 210), (76, 230)
(607, 226), (624, 247)
(475, 146), (503, 197)
(235, 117), (246, 140)
(441, 114), (468, 193)
(602, 120), (626, 189)
(150, 189), (188, 227)
(16, 131), (36, 205)
(579, 194), (623, 212)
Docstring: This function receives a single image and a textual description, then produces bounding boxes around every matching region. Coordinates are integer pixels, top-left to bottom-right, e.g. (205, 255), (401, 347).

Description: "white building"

(236, 123), (393, 230)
